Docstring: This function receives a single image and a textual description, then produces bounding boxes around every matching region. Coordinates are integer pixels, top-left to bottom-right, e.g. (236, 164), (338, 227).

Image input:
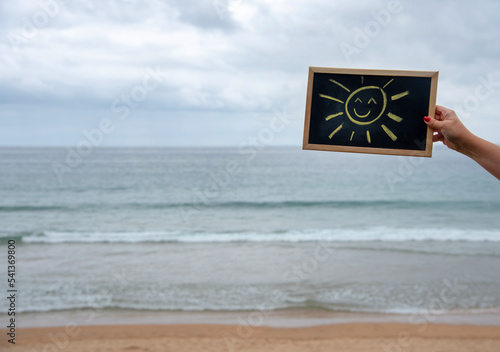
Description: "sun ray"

(361, 76), (364, 84)
(325, 112), (343, 121)
(320, 94), (344, 104)
(383, 79), (394, 89)
(329, 123), (344, 139)
(329, 79), (350, 92)
(350, 131), (355, 141)
(366, 130), (371, 144)
(381, 124), (397, 141)
(391, 91), (409, 101)
(387, 112), (403, 123)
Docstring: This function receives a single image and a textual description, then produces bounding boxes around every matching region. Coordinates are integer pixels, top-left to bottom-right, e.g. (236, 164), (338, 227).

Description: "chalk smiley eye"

(368, 98), (377, 104)
(355, 97), (362, 103)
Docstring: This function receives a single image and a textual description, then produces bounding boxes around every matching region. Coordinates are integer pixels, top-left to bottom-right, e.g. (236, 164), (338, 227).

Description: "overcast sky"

(1, 0), (500, 146)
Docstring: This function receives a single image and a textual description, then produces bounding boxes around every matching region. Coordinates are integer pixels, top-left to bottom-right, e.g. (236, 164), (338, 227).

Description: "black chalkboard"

(303, 67), (438, 157)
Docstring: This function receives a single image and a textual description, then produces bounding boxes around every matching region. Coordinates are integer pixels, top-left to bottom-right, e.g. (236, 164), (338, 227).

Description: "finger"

(434, 105), (442, 120)
(424, 116), (445, 130)
(437, 105), (456, 121)
(434, 105), (447, 121)
(433, 132), (444, 142)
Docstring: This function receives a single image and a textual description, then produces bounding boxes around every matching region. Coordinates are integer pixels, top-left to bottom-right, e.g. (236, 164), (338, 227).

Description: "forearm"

(460, 134), (500, 180)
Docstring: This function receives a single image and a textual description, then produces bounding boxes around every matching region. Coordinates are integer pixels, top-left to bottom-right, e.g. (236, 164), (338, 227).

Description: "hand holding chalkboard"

(303, 67), (438, 157)
(424, 105), (470, 151)
(424, 105), (500, 180)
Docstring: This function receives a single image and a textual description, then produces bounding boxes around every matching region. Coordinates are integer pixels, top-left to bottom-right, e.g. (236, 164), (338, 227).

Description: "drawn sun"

(319, 76), (409, 143)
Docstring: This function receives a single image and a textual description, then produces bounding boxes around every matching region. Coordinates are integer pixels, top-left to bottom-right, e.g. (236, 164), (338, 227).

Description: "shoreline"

(4, 322), (500, 352)
(18, 308), (500, 328)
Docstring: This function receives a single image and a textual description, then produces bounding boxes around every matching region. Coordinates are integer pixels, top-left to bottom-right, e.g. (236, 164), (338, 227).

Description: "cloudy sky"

(1, 0), (500, 146)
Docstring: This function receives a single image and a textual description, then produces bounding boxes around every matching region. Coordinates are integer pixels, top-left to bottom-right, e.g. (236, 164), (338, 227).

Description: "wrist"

(458, 131), (482, 159)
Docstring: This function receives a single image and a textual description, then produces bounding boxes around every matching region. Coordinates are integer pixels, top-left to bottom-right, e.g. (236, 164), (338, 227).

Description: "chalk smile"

(354, 108), (371, 118)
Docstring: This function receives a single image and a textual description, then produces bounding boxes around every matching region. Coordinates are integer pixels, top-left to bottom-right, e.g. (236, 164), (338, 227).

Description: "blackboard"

(303, 67), (438, 157)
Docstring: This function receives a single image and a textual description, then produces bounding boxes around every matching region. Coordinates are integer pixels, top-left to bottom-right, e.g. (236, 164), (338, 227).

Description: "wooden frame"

(303, 67), (439, 157)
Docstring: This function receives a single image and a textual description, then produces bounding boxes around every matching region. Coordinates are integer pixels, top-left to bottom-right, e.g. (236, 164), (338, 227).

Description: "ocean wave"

(17, 298), (500, 316)
(0, 205), (69, 212)
(1, 199), (499, 212)
(5, 227), (500, 244)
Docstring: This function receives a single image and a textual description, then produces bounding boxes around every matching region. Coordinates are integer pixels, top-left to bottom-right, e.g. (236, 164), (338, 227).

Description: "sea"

(1, 146), (500, 327)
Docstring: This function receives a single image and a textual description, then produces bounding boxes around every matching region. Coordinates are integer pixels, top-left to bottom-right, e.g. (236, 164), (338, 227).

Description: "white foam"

(20, 227), (500, 244)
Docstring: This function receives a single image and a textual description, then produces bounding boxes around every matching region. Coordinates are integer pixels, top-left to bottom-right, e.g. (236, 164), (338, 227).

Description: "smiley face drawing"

(319, 77), (409, 143)
(345, 86), (387, 126)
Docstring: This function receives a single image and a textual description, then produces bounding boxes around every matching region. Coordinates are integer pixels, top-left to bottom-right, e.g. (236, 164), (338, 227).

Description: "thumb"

(423, 116), (445, 130)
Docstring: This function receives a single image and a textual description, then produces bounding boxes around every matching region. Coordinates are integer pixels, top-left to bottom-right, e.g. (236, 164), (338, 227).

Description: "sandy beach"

(3, 322), (500, 352)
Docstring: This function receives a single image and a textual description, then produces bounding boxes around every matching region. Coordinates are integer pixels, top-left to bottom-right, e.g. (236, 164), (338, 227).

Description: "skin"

(424, 105), (500, 180)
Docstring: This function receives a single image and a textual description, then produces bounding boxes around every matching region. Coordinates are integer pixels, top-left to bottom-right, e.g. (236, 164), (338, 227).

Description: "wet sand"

(4, 322), (500, 352)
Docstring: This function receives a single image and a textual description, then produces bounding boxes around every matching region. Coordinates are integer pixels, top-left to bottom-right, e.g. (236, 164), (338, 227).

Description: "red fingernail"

(424, 116), (431, 122)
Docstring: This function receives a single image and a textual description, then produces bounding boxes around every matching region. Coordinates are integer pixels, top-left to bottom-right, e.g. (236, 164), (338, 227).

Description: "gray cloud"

(168, 0), (239, 30)
(1, 0), (500, 146)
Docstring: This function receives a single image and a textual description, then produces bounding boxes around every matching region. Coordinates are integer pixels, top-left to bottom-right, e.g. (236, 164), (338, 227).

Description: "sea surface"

(1, 146), (500, 325)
